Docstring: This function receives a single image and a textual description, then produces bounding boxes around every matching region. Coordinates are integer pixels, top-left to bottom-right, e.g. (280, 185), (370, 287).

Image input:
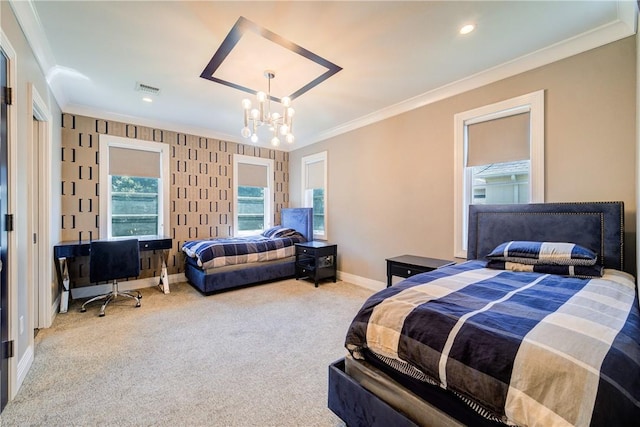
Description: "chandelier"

(241, 70), (295, 146)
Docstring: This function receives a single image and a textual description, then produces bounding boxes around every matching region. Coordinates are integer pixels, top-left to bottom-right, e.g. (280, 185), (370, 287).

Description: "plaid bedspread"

(182, 233), (305, 270)
(345, 260), (640, 426)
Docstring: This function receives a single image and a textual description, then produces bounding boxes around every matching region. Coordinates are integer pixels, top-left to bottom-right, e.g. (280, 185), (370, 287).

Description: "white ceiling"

(11, 1), (637, 151)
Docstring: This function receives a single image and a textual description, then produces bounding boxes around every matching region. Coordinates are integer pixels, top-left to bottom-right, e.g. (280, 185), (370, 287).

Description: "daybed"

(183, 207), (312, 294)
(329, 201), (639, 426)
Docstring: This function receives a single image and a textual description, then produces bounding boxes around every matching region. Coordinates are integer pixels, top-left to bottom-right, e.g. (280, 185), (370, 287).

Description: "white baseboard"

(337, 270), (384, 292)
(71, 272), (186, 299)
(15, 344), (34, 397)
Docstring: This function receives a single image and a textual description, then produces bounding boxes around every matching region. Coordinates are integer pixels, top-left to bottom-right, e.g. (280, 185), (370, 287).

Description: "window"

(454, 90), (544, 258)
(237, 186), (265, 233)
(233, 155), (274, 236)
(111, 175), (159, 236)
(301, 151), (327, 240)
(99, 135), (169, 238)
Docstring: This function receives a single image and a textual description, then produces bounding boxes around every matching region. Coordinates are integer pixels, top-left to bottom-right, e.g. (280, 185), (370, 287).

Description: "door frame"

(0, 29), (18, 402)
(28, 83), (53, 330)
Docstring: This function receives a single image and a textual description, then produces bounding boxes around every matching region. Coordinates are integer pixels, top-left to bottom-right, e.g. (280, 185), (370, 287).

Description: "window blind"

(109, 146), (161, 178)
(305, 160), (325, 189)
(238, 163), (268, 187)
(466, 112), (530, 167)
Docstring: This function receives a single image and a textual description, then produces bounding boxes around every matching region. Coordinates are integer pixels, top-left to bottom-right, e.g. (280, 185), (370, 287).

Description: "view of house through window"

(470, 160), (529, 205)
(111, 175), (159, 236)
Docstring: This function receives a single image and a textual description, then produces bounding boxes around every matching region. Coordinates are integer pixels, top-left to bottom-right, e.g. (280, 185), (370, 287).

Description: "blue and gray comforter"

(345, 260), (640, 426)
(182, 233), (305, 270)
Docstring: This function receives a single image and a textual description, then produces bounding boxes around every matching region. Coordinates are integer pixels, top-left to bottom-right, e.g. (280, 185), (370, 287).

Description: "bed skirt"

(184, 256), (295, 294)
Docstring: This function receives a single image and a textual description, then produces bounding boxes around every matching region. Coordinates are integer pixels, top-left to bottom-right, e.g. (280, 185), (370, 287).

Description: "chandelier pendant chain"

(265, 71), (272, 125)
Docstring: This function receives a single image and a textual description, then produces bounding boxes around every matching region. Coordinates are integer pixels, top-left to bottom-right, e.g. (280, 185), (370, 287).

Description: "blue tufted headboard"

(281, 208), (314, 242)
(467, 202), (624, 271)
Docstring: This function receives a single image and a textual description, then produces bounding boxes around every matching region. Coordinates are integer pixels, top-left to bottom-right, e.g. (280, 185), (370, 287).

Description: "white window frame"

(233, 154), (274, 236)
(301, 151), (328, 240)
(454, 90), (545, 258)
(99, 135), (170, 238)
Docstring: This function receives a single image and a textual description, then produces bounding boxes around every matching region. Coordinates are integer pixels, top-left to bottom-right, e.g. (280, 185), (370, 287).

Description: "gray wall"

(2, 1), (62, 380)
(290, 36), (637, 287)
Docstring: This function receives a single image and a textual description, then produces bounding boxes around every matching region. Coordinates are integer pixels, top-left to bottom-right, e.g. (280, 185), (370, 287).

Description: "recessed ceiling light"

(142, 97), (153, 103)
(460, 24), (475, 35)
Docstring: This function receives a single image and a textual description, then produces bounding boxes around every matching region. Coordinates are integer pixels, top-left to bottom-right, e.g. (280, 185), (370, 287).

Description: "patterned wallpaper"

(61, 113), (289, 286)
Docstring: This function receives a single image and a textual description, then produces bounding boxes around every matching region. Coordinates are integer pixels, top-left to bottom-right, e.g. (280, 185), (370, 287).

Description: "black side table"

(295, 241), (337, 287)
(386, 255), (455, 287)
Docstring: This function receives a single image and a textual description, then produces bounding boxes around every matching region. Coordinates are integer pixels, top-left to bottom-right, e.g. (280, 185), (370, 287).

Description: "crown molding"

(63, 103), (280, 149)
(9, 0), (68, 107)
(8, 0), (55, 71)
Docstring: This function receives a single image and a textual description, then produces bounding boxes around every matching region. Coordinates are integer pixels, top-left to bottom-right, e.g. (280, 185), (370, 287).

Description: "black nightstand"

(295, 241), (337, 287)
(386, 255), (455, 287)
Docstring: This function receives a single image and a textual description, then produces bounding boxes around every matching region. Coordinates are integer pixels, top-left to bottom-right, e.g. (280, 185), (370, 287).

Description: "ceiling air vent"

(135, 82), (161, 95)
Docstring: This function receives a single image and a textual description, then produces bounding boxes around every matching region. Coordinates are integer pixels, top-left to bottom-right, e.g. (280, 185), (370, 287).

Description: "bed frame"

(184, 207), (313, 294)
(328, 201), (625, 427)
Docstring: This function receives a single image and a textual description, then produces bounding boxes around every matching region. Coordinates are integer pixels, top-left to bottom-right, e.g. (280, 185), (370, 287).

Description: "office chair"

(81, 238), (142, 317)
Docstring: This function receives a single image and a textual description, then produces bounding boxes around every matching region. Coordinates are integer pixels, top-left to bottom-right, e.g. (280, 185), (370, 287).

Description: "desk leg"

(59, 257), (70, 313)
(158, 250), (170, 294)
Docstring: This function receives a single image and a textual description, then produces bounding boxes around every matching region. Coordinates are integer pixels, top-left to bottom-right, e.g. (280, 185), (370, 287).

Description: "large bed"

(328, 201), (639, 426)
(183, 207), (313, 294)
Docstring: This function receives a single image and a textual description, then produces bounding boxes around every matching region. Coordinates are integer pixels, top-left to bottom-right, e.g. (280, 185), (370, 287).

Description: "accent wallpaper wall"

(61, 113), (289, 287)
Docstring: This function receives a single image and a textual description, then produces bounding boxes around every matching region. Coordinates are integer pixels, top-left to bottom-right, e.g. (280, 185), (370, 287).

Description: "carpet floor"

(0, 278), (373, 426)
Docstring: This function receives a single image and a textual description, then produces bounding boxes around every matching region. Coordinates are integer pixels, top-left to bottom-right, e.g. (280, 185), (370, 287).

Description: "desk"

(54, 236), (173, 313)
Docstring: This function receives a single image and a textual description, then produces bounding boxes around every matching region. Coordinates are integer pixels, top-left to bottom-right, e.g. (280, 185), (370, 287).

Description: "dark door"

(0, 48), (9, 412)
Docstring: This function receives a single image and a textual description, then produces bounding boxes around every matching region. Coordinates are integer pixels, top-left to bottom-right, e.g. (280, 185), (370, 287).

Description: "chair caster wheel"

(135, 303), (141, 308)
(80, 308), (86, 313)
(99, 312), (105, 317)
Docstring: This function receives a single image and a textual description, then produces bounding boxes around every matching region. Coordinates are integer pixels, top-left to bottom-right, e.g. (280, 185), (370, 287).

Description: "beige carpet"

(0, 278), (373, 426)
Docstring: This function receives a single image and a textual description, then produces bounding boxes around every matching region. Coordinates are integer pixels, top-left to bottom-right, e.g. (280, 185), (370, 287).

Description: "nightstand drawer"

(298, 247), (312, 255)
(296, 245), (335, 258)
(386, 255), (454, 288)
(140, 238), (173, 251)
(389, 263), (430, 278)
(296, 265), (314, 276)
